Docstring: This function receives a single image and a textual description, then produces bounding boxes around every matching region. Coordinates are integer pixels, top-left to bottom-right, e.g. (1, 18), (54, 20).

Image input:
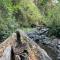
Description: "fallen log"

(0, 30), (52, 60)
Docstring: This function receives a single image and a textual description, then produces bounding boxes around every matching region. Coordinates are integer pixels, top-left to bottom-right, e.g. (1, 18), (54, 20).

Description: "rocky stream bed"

(0, 27), (60, 60)
(26, 27), (60, 60)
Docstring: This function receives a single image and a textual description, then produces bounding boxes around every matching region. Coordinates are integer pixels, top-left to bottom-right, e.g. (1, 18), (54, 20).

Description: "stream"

(26, 27), (60, 60)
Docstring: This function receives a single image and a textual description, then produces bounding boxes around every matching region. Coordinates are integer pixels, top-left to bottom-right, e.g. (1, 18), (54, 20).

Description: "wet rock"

(27, 27), (50, 45)
(26, 27), (60, 60)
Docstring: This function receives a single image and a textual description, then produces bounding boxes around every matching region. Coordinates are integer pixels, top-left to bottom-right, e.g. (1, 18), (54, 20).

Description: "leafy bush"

(0, 0), (18, 41)
(44, 3), (60, 37)
(0, 14), (18, 41)
(0, 0), (43, 41)
(13, 0), (43, 27)
(0, 0), (60, 41)
(36, 0), (60, 37)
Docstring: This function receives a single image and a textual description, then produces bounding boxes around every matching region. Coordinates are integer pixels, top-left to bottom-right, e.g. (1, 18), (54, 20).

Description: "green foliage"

(0, 0), (60, 41)
(0, 0), (43, 41)
(38, 0), (47, 5)
(13, 0), (43, 27)
(36, 0), (60, 37)
(0, 0), (18, 41)
(44, 3), (60, 37)
(36, 0), (48, 15)
(0, 17), (18, 41)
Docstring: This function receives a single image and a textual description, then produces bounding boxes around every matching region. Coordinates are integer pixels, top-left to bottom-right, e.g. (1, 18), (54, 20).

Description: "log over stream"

(0, 30), (52, 60)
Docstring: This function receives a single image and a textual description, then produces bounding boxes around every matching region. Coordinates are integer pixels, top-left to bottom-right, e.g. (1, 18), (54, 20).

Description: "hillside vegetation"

(0, 0), (60, 41)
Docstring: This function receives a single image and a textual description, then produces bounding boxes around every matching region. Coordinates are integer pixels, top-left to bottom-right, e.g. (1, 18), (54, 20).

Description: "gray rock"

(26, 27), (60, 60)
(0, 46), (11, 60)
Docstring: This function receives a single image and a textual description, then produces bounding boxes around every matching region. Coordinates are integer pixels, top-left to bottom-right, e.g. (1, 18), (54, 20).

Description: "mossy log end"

(0, 30), (52, 60)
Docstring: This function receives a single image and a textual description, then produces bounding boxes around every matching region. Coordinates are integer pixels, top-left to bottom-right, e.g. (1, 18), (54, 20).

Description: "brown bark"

(0, 30), (52, 60)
